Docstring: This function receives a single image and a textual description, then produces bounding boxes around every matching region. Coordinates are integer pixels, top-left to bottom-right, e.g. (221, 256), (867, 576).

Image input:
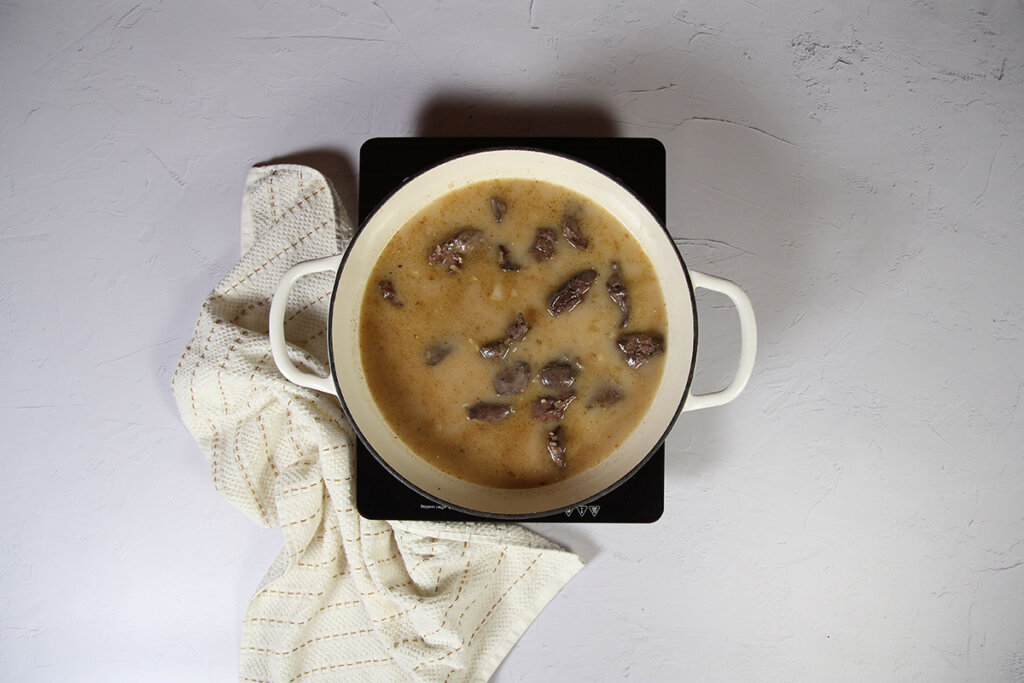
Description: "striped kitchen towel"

(171, 164), (583, 683)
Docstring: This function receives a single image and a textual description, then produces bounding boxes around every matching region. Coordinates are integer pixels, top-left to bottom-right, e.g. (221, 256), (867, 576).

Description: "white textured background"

(2, 1), (1023, 681)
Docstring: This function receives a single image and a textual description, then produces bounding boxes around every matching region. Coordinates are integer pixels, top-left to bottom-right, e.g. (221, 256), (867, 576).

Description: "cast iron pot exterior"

(270, 149), (756, 518)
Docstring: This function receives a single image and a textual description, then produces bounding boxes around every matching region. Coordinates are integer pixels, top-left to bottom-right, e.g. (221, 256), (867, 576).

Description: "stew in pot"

(359, 178), (667, 488)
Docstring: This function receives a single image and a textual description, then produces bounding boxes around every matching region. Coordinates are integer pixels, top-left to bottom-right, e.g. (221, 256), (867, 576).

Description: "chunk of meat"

(547, 426), (567, 468)
(538, 360), (577, 389)
(467, 402), (513, 423)
(490, 196), (507, 223)
(497, 244), (521, 272)
(378, 279), (403, 307)
(562, 216), (589, 250)
(479, 339), (510, 361)
(494, 361), (531, 396)
(480, 312), (529, 360)
(606, 262), (630, 328)
(587, 381), (624, 408)
(428, 228), (486, 273)
(533, 392), (576, 421)
(425, 343), (452, 366)
(547, 269), (598, 316)
(529, 227), (558, 261)
(616, 332), (665, 369)
(505, 312), (529, 342)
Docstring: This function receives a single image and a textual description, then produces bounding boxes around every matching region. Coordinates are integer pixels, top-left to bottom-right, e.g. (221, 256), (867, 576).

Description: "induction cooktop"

(355, 137), (665, 523)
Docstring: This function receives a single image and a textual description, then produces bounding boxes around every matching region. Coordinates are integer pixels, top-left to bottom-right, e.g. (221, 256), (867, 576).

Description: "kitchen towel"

(171, 164), (583, 683)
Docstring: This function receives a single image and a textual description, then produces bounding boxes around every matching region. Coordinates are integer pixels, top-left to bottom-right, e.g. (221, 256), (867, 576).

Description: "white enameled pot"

(269, 149), (756, 518)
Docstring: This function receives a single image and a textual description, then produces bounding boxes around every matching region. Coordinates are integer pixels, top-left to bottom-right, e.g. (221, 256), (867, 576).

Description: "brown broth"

(359, 178), (667, 488)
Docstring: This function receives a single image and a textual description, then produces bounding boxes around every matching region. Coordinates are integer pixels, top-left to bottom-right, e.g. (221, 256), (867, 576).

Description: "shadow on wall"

(416, 95), (620, 137)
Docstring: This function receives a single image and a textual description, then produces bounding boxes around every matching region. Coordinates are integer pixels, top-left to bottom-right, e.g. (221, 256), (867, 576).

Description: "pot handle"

(682, 270), (757, 412)
(268, 254), (342, 395)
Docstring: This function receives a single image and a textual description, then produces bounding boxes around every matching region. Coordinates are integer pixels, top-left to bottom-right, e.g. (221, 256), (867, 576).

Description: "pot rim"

(327, 146), (698, 520)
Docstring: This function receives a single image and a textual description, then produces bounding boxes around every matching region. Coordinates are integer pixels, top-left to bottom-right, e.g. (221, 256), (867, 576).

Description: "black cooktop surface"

(355, 137), (665, 523)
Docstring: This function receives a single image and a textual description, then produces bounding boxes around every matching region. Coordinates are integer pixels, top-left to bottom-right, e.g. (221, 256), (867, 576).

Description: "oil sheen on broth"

(360, 178), (667, 489)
